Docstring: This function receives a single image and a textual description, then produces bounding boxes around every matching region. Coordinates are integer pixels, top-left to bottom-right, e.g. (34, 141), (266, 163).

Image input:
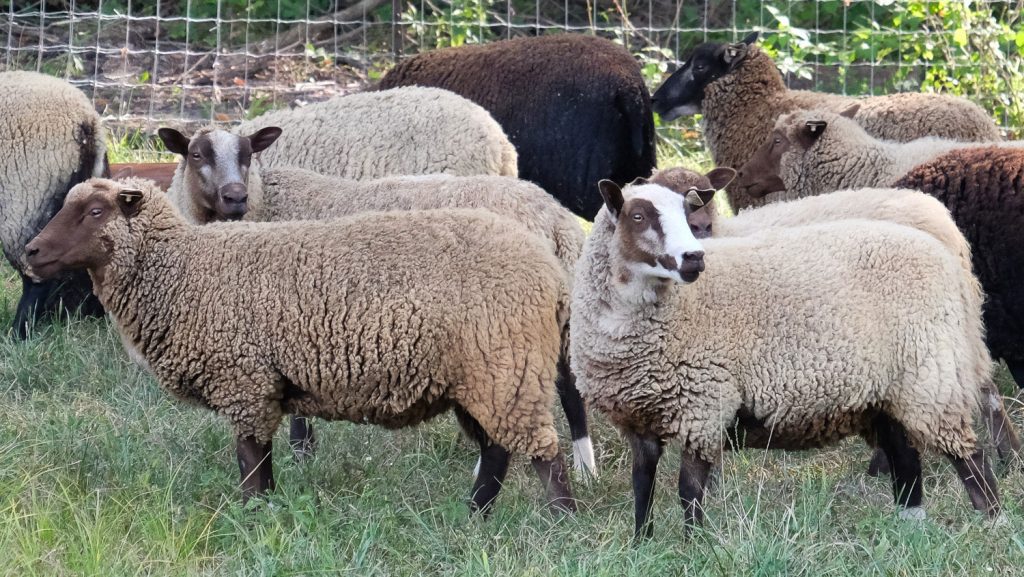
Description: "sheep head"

(159, 126), (281, 221)
(651, 32), (759, 121)
(598, 180), (709, 288)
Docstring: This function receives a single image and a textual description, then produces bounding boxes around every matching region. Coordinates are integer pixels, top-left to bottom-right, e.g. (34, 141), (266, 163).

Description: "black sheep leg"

(873, 413), (924, 514)
(1007, 359), (1024, 391)
(627, 431), (663, 541)
(236, 436), (275, 502)
(456, 408), (511, 515)
(866, 448), (891, 477)
(947, 449), (1000, 517)
(472, 444), (512, 515)
(555, 353), (593, 474)
(288, 416), (316, 460)
(12, 274), (55, 340)
(678, 451), (712, 529)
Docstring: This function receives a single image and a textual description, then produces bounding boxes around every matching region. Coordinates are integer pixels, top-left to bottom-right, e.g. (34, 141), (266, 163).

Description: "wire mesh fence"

(2, 1), (1021, 136)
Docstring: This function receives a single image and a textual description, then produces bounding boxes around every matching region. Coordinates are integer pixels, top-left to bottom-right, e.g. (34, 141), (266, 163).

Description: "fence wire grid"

(2, 0), (1021, 137)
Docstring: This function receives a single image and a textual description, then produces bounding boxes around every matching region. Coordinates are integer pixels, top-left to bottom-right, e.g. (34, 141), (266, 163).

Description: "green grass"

(4, 256), (1024, 575)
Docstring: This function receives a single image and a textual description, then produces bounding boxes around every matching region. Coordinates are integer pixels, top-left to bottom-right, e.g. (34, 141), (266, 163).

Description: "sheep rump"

(232, 87), (517, 179)
(379, 33), (657, 219)
(894, 146), (1024, 384)
(0, 71), (106, 337)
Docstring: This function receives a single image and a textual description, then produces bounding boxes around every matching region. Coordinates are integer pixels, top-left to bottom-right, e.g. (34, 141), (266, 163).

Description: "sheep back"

(96, 187), (567, 458)
(233, 87), (517, 179)
(379, 34), (657, 219)
(701, 46), (1000, 212)
(255, 168), (583, 276)
(572, 214), (985, 461)
(894, 146), (1024, 366)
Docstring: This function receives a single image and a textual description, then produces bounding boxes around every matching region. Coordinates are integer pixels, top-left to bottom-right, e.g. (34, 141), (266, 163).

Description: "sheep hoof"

(472, 457), (481, 479)
(897, 507), (926, 521)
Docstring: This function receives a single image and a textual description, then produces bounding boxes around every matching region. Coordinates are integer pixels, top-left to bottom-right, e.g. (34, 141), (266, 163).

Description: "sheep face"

(598, 181), (710, 285)
(648, 167), (736, 238)
(159, 127), (281, 221)
(24, 179), (141, 281)
(651, 32), (759, 121)
(734, 128), (791, 198)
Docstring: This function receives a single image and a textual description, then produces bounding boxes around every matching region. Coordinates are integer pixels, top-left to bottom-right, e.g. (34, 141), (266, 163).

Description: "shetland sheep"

(737, 108), (1024, 389)
(157, 127), (595, 474)
(894, 147), (1024, 391)
(25, 177), (577, 514)
(571, 180), (1001, 539)
(651, 32), (1001, 212)
(230, 86), (517, 179)
(655, 166), (1020, 472)
(379, 33), (657, 220)
(735, 106), (1023, 202)
(0, 71), (108, 338)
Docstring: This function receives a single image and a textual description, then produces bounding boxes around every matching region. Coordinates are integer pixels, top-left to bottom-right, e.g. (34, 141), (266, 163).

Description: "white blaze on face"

(207, 130), (247, 188)
(627, 184), (704, 283)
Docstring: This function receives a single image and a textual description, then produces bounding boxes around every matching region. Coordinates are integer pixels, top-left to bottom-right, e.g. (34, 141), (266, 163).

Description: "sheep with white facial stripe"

(571, 179), (1001, 540)
(158, 128), (596, 476)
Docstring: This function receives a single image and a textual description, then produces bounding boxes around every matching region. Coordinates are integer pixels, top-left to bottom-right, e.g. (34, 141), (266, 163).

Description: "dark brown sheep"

(379, 34), (657, 219)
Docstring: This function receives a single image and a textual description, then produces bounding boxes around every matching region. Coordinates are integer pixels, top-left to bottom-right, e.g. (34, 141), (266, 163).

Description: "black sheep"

(894, 146), (1024, 388)
(379, 34), (657, 219)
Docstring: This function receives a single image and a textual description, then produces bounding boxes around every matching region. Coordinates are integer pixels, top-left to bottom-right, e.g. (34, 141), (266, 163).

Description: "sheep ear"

(157, 128), (190, 156)
(247, 126), (283, 153)
(110, 165), (135, 180)
(799, 120), (828, 147)
(839, 103), (861, 119)
(117, 189), (145, 218)
(598, 180), (624, 218)
(685, 188), (716, 209)
(704, 167), (737, 190)
(742, 31), (760, 45)
(722, 42), (749, 68)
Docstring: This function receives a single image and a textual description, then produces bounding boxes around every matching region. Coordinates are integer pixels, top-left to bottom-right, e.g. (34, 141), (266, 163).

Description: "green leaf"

(953, 28), (968, 47)
(1016, 28), (1024, 55)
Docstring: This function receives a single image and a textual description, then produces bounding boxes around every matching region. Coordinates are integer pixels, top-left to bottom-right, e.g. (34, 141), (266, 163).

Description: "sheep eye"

(90, 208), (103, 217)
(191, 152), (201, 160)
(631, 213), (644, 222)
(774, 137), (781, 145)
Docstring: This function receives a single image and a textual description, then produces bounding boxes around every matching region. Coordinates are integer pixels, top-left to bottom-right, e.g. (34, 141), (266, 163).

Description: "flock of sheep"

(2, 30), (1023, 541)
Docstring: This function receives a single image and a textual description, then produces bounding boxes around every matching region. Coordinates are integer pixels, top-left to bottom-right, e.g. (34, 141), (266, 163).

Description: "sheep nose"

(25, 245), (39, 258)
(219, 183), (248, 205)
(679, 251), (705, 275)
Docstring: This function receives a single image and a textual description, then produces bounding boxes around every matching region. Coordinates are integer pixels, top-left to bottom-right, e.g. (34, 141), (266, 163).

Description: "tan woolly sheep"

(25, 177), (576, 515)
(572, 180), (1001, 539)
(1, 71), (108, 338)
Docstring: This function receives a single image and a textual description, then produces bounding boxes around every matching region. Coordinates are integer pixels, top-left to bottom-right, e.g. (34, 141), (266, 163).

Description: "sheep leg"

(288, 416), (317, 460)
(678, 451), (712, 529)
(455, 408), (511, 515)
(982, 388), (1021, 469)
(236, 436), (275, 501)
(531, 454), (577, 515)
(1007, 360), (1024, 390)
(873, 413), (924, 515)
(556, 354), (595, 476)
(947, 450), (1001, 517)
(627, 431), (663, 541)
(866, 449), (891, 477)
(12, 274), (55, 340)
